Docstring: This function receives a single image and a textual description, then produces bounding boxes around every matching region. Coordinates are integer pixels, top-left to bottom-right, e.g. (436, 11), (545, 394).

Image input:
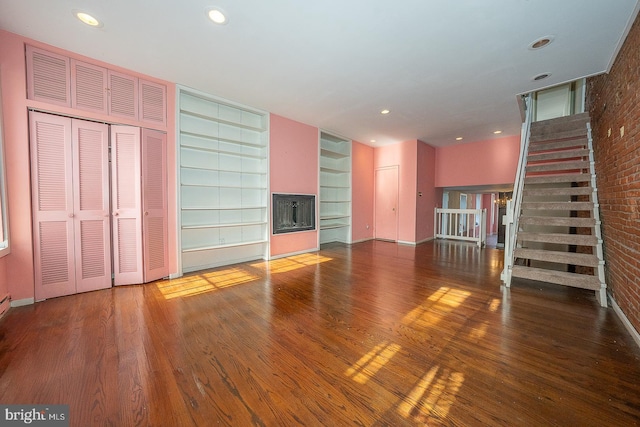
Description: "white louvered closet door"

(72, 120), (112, 293)
(142, 129), (169, 282)
(31, 112), (76, 300)
(111, 125), (144, 286)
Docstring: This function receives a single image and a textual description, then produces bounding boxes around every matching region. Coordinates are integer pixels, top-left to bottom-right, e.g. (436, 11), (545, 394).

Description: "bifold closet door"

(142, 129), (169, 282)
(31, 112), (111, 300)
(111, 125), (144, 286)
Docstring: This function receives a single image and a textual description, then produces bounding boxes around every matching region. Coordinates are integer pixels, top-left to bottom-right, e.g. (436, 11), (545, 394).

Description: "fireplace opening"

(273, 194), (315, 234)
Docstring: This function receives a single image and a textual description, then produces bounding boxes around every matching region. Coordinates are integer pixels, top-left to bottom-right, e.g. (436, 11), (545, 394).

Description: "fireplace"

(272, 194), (316, 234)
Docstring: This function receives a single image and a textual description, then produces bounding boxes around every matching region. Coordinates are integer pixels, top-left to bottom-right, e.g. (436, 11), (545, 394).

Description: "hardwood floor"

(1, 240), (639, 426)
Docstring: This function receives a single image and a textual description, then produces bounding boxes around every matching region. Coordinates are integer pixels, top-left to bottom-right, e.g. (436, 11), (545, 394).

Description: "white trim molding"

(611, 295), (640, 350)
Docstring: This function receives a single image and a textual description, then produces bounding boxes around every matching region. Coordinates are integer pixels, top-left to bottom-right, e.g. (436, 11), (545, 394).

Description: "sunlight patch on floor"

(469, 320), (489, 339)
(402, 287), (471, 328)
(488, 298), (501, 312)
(345, 341), (401, 384)
(156, 268), (259, 299)
(251, 253), (332, 274)
(397, 366), (465, 422)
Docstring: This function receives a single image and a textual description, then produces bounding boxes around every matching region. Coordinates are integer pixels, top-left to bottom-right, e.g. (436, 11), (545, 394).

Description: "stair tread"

(511, 265), (602, 290)
(514, 248), (601, 267)
(517, 231), (599, 246)
(519, 216), (597, 227)
(529, 113), (590, 129)
(527, 148), (590, 162)
(524, 173), (591, 184)
(526, 160), (590, 173)
(529, 128), (588, 143)
(521, 201), (594, 210)
(529, 138), (588, 152)
(523, 187), (593, 196)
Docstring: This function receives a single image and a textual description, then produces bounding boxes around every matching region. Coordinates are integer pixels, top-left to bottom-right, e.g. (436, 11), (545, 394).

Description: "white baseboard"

(269, 247), (319, 260)
(397, 240), (416, 246)
(11, 297), (34, 307)
(416, 236), (435, 245)
(351, 237), (374, 244)
(610, 295), (640, 350)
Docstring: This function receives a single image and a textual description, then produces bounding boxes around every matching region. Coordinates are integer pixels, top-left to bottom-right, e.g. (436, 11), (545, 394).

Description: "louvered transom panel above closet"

(26, 45), (167, 126)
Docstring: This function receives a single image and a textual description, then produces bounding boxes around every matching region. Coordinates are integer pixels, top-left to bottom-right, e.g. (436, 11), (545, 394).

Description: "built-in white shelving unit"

(178, 88), (269, 273)
(319, 132), (351, 244)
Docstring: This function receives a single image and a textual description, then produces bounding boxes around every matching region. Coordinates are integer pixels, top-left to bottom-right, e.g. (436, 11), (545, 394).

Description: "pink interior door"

(141, 129), (169, 283)
(72, 119), (112, 293)
(111, 125), (144, 286)
(375, 166), (399, 241)
(30, 112), (76, 300)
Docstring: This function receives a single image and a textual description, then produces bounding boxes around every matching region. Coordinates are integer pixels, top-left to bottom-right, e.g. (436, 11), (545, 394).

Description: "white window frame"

(0, 70), (11, 258)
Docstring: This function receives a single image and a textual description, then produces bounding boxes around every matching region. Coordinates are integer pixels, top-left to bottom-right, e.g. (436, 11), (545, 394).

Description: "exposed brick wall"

(587, 15), (640, 331)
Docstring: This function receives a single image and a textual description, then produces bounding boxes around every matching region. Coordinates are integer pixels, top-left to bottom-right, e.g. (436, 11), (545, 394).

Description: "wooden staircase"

(510, 112), (607, 306)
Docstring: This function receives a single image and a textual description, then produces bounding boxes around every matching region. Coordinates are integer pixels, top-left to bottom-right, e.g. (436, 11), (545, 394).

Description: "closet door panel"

(72, 120), (112, 293)
(111, 125), (143, 285)
(142, 129), (169, 282)
(30, 112), (76, 300)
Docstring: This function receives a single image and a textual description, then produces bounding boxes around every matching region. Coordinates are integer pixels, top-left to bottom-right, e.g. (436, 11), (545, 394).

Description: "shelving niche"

(319, 132), (351, 244)
(179, 89), (269, 273)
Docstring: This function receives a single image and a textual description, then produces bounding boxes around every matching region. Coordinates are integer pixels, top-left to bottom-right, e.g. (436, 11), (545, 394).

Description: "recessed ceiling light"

(493, 130), (503, 134)
(370, 139), (376, 143)
(529, 36), (554, 50)
(456, 137), (463, 141)
(380, 109), (390, 115)
(74, 10), (102, 27)
(533, 73), (551, 81)
(207, 8), (227, 24)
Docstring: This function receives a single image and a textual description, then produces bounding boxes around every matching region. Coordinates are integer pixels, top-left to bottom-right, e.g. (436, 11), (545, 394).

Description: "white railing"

(501, 94), (534, 286)
(434, 208), (487, 247)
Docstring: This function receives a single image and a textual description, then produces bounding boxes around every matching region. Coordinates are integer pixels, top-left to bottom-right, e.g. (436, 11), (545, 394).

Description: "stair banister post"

(502, 94), (534, 286)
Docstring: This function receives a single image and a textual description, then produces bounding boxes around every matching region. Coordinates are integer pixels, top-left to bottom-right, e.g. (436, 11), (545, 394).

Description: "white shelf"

(320, 223), (350, 230)
(180, 130), (266, 149)
(320, 166), (350, 174)
(180, 141), (266, 159)
(180, 109), (266, 132)
(182, 239), (268, 253)
(181, 183), (267, 190)
(320, 148), (349, 159)
(319, 132), (352, 245)
(179, 88), (269, 272)
(182, 221), (268, 230)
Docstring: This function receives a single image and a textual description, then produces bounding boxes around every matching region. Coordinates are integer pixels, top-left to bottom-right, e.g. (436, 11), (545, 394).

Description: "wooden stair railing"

(504, 112), (607, 307)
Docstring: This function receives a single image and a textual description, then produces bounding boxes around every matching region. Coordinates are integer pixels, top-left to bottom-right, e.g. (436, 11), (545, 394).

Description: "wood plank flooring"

(1, 240), (639, 426)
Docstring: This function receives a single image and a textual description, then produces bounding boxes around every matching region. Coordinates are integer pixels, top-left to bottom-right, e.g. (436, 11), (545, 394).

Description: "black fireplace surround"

(272, 193), (316, 234)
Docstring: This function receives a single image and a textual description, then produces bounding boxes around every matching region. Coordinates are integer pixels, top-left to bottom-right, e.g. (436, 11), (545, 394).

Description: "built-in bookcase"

(178, 88), (269, 273)
(319, 132), (351, 244)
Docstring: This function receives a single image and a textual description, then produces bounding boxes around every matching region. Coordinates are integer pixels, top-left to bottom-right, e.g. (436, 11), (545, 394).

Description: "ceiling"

(1, 0), (638, 147)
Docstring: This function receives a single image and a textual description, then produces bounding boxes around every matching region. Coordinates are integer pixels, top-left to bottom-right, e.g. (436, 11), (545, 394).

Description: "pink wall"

(351, 141), (374, 243)
(0, 30), (177, 302)
(374, 140), (418, 243)
(435, 135), (520, 188)
(416, 141), (438, 242)
(269, 114), (319, 257)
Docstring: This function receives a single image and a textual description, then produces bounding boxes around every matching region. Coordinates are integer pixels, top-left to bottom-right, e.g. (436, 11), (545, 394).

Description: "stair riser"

(526, 161), (590, 173)
(514, 249), (600, 267)
(521, 202), (594, 210)
(528, 149), (590, 162)
(525, 174), (591, 185)
(510, 266), (601, 290)
(529, 138), (589, 152)
(517, 233), (598, 246)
